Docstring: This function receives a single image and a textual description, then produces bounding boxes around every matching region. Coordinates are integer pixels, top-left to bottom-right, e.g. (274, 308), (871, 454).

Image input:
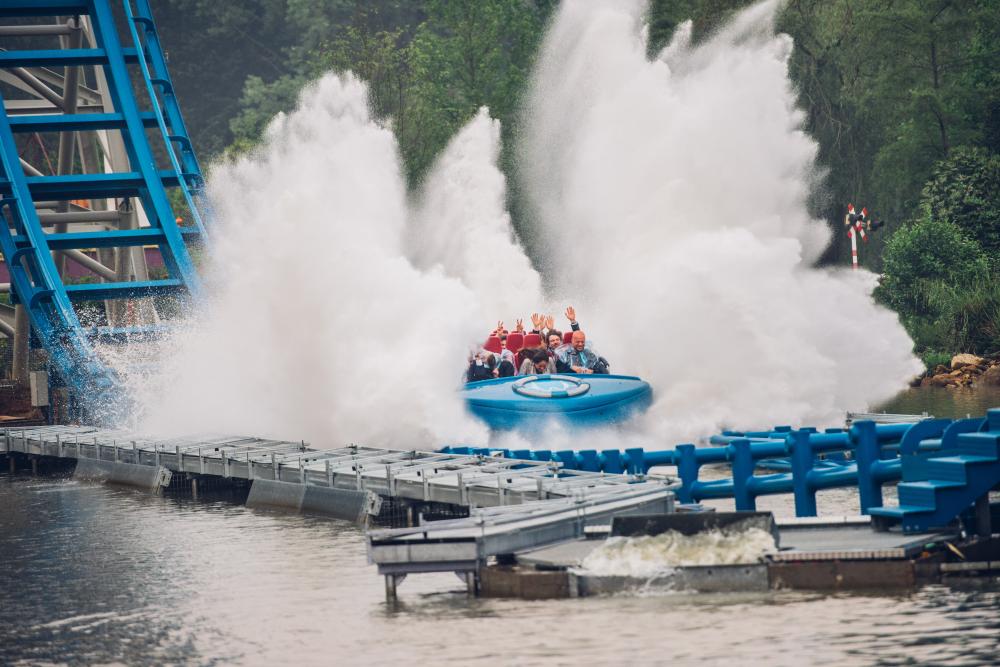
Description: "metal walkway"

(368, 480), (674, 597)
(3, 424), (679, 597)
(2, 424), (675, 510)
(0, 1), (206, 415)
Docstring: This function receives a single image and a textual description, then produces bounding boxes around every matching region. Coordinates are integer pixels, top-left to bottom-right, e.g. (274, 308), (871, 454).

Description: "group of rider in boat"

(466, 306), (611, 382)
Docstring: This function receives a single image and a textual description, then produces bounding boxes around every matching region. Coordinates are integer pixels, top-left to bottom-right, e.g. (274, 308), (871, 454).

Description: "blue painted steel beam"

(122, 0), (209, 240)
(11, 228), (202, 250)
(88, 0), (203, 292)
(12, 171), (187, 199)
(14, 228), (166, 250)
(130, 0), (205, 182)
(64, 280), (184, 301)
(8, 112), (159, 133)
(0, 49), (107, 68)
(0, 100), (118, 406)
(0, 0), (210, 418)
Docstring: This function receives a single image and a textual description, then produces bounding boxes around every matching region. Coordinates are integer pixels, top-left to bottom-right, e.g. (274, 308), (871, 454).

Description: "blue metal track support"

(86, 0), (205, 287)
(0, 118), (116, 400)
(0, 0), (208, 418)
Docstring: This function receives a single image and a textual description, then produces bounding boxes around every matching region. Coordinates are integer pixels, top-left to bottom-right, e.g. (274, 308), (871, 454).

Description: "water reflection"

(1, 470), (998, 666)
(878, 386), (1000, 420)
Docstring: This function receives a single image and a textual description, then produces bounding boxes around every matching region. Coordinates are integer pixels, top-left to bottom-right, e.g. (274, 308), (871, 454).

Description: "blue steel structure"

(443, 408), (1000, 533)
(0, 0), (205, 416)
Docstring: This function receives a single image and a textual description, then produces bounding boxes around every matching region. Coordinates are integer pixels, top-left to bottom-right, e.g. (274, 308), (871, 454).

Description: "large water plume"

(518, 0), (922, 438)
(128, 75), (495, 448)
(128, 0), (921, 448)
(408, 107), (544, 317)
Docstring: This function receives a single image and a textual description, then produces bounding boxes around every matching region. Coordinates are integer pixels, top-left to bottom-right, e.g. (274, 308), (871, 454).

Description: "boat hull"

(462, 374), (652, 431)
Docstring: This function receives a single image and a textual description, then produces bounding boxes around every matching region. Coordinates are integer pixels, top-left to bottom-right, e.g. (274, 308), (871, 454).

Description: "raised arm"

(565, 306), (580, 331)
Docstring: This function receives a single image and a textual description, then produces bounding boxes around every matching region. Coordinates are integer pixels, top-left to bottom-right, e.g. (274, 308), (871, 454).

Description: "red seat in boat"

(484, 336), (502, 354)
(505, 332), (524, 355)
(563, 331), (574, 345)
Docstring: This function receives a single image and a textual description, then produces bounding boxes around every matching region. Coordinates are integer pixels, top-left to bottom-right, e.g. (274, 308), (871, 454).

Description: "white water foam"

(125, 74), (496, 448)
(408, 106), (544, 319)
(518, 0), (922, 440)
(578, 528), (778, 578)
(125, 0), (921, 449)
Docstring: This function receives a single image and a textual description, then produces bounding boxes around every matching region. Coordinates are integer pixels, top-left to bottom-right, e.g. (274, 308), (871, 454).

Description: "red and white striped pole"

(844, 204), (869, 270)
(849, 225), (858, 269)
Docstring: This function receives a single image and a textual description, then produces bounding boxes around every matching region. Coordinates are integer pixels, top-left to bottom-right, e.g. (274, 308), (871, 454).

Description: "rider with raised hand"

(563, 306), (582, 333)
(554, 307), (609, 374)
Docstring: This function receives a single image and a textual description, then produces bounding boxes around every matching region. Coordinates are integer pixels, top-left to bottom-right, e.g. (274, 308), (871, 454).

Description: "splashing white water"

(519, 0), (921, 439)
(578, 528), (778, 577)
(128, 74), (491, 448)
(126, 0), (921, 448)
(408, 107), (544, 318)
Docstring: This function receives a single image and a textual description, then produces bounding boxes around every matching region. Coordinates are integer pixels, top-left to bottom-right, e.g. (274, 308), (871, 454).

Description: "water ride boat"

(462, 373), (652, 431)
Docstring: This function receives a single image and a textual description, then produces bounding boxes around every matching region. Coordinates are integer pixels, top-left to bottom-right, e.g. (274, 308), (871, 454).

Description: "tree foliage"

(878, 216), (988, 317)
(779, 0), (1000, 267)
(154, 0), (1000, 283)
(919, 147), (1000, 264)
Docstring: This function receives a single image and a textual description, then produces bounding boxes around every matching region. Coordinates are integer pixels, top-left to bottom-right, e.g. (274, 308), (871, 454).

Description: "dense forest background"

(154, 0), (1000, 363)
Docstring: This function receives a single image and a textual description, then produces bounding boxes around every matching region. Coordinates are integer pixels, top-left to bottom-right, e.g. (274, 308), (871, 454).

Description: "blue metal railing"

(442, 417), (990, 518)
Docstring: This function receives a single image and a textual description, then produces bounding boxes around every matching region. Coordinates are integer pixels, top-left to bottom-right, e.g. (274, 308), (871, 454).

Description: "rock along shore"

(914, 353), (1000, 389)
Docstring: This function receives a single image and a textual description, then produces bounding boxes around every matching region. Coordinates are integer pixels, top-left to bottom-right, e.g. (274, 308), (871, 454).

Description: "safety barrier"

(442, 417), (990, 518)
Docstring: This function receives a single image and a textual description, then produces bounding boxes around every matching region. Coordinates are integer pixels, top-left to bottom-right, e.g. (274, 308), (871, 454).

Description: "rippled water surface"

(1, 469), (998, 666)
(2, 389), (1000, 665)
(878, 386), (1000, 420)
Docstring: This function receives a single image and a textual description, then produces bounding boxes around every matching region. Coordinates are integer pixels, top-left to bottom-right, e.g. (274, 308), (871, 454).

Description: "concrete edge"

(247, 478), (381, 522)
(74, 458), (172, 492)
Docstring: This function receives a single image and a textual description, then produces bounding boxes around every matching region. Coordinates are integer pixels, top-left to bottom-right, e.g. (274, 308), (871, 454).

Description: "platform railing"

(442, 418), (984, 518)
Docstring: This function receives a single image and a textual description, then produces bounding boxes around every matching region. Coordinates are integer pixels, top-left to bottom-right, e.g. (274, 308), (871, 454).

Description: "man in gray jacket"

(555, 331), (609, 374)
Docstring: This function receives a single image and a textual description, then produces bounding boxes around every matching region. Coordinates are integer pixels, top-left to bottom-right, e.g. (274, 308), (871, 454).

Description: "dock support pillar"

(384, 573), (405, 601)
(463, 571), (478, 597)
(191, 477), (198, 500)
(30, 456), (37, 476)
(974, 494), (992, 539)
(8, 456), (15, 473)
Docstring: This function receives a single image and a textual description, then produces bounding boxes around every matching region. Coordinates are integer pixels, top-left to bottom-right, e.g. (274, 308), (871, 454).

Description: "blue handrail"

(441, 417), (982, 518)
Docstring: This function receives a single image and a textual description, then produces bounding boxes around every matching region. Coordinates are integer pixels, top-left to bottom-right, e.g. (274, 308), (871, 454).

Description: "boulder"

(951, 353), (983, 368)
(980, 365), (1000, 387)
(930, 374), (954, 387)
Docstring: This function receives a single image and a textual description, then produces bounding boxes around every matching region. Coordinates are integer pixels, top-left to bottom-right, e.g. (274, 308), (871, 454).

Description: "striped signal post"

(844, 204), (882, 270)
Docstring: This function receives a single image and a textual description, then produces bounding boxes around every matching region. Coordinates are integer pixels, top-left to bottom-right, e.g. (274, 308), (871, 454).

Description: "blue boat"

(462, 374), (652, 431)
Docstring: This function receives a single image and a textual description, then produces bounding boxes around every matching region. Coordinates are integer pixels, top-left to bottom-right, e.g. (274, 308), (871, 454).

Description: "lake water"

(877, 385), (1000, 421)
(2, 387), (999, 666)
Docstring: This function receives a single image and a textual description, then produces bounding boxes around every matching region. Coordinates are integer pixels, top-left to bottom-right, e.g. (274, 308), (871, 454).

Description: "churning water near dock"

(2, 471), (998, 666)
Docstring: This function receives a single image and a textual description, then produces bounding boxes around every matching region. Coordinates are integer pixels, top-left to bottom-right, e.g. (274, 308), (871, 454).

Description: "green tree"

(155, 0), (298, 157)
(920, 147), (1000, 263)
(877, 215), (989, 320)
(401, 0), (549, 183)
(779, 0), (1000, 267)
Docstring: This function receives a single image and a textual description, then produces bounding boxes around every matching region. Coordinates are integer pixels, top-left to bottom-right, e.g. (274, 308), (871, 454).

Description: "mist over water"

(518, 0), (922, 438)
(408, 107), (544, 317)
(128, 75), (488, 448)
(129, 0), (921, 447)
